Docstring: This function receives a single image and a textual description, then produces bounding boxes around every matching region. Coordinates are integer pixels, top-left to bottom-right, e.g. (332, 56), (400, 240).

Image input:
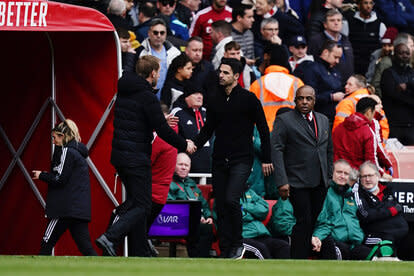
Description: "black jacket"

(111, 72), (187, 167)
(193, 84), (271, 165)
(355, 183), (409, 243)
(40, 140), (91, 221)
(161, 77), (186, 109)
(190, 60), (218, 106)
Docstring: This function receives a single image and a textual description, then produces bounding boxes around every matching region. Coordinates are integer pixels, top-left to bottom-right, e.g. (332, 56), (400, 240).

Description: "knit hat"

(381, 27), (398, 44)
(184, 81), (204, 98)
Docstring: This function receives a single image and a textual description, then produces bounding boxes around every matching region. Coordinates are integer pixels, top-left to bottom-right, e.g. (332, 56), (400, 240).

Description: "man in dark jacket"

(95, 55), (195, 257)
(294, 40), (344, 124)
(192, 58), (273, 258)
(380, 43), (414, 145)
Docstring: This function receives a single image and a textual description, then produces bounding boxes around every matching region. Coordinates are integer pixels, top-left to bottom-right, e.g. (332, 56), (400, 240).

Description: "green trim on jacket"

(168, 174), (212, 219)
(313, 180), (365, 245)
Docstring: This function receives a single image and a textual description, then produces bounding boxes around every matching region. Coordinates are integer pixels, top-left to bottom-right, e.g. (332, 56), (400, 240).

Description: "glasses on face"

(264, 28), (278, 32)
(152, 30), (166, 36)
(160, 0), (176, 6)
(360, 174), (377, 180)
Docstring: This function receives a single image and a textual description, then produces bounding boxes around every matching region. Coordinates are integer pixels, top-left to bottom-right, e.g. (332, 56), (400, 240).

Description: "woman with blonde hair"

(32, 119), (97, 256)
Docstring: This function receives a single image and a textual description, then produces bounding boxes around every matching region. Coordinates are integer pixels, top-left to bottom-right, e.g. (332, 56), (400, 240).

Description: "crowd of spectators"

(53, 0), (414, 260)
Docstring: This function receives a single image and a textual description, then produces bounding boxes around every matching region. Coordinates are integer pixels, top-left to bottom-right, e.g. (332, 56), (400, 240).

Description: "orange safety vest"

(250, 65), (304, 131)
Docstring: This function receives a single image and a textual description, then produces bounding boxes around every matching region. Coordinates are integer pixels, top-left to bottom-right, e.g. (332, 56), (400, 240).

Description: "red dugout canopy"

(0, 0), (123, 255)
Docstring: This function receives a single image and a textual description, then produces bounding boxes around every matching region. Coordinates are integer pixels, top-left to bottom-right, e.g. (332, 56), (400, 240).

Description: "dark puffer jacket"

(39, 140), (91, 221)
(111, 72), (187, 167)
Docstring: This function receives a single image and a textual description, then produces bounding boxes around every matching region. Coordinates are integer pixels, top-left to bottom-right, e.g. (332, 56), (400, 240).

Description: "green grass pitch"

(0, 256), (413, 276)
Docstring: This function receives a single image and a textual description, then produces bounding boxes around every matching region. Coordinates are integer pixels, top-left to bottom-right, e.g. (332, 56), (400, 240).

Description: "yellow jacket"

(250, 65), (304, 131)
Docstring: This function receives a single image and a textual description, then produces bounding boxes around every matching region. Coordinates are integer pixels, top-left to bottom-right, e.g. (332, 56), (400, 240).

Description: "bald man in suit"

(271, 85), (333, 259)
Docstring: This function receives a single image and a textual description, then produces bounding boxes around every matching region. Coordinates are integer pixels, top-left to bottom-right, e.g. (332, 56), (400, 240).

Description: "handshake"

(186, 139), (197, 155)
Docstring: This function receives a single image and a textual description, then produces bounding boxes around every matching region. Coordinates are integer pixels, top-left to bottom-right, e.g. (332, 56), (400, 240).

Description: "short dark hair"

(139, 3), (156, 18)
(188, 36), (203, 44)
(136, 55), (161, 79)
(166, 53), (192, 79)
(150, 17), (167, 28)
(116, 27), (130, 39)
(211, 20), (232, 37)
(264, 44), (290, 70)
(225, 41), (241, 52)
(320, 39), (341, 55)
(356, 97), (377, 114)
(232, 4), (253, 22)
(220, 58), (243, 75)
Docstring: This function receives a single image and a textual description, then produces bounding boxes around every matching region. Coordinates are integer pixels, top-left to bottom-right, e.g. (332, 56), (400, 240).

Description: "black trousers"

(39, 218), (97, 256)
(243, 236), (290, 259)
(389, 125), (414, 145)
(212, 160), (252, 257)
(186, 223), (215, 258)
(319, 236), (371, 260)
(105, 165), (152, 257)
(289, 184), (327, 259)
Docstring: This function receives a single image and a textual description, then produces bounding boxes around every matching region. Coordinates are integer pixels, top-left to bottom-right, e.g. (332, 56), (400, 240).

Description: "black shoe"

(228, 246), (245, 259)
(95, 234), (116, 256)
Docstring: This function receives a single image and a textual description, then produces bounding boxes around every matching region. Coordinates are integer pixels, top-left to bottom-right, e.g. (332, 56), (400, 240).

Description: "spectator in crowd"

(355, 161), (414, 260)
(175, 0), (201, 28)
(308, 8), (354, 83)
(311, 159), (371, 260)
(135, 2), (157, 43)
(294, 40), (344, 124)
(171, 82), (212, 173)
(332, 74), (370, 131)
(345, 0), (386, 75)
(168, 153), (214, 257)
(33, 120), (97, 256)
(374, 0), (414, 34)
(157, 0), (190, 41)
(185, 36), (218, 105)
(250, 44), (304, 131)
(223, 41), (256, 89)
(211, 20), (234, 69)
(161, 53), (193, 108)
(193, 58), (273, 258)
(252, 0), (304, 50)
(307, 0), (347, 38)
(117, 27), (137, 73)
(231, 4), (255, 61)
(380, 43), (414, 145)
(275, 0), (300, 20)
(272, 85), (333, 259)
(333, 97), (392, 180)
(107, 0), (131, 30)
(136, 18), (181, 94)
(366, 27), (398, 83)
(289, 0), (313, 23)
(95, 56), (194, 257)
(372, 32), (414, 97)
(254, 18), (285, 63)
(288, 35), (314, 72)
(189, 0), (233, 61)
(124, 0), (138, 28)
(240, 188), (291, 259)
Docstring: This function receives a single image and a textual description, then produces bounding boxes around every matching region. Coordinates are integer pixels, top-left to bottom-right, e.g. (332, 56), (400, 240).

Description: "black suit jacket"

(271, 109), (333, 188)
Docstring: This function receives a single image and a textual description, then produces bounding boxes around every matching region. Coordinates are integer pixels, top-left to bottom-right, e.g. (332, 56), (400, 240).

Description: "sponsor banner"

(392, 182), (414, 221)
(148, 203), (190, 237)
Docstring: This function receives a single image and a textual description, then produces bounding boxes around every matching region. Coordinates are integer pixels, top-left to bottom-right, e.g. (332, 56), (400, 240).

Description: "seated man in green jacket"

(311, 159), (371, 260)
(240, 188), (290, 259)
(168, 153), (214, 257)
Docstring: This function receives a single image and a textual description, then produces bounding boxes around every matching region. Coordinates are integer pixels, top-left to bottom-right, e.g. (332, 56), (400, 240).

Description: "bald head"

(295, 85), (315, 115)
(175, 153), (191, 178)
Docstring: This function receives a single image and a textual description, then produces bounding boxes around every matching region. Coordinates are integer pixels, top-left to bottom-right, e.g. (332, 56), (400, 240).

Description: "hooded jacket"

(39, 140), (91, 221)
(333, 112), (382, 173)
(111, 72), (187, 167)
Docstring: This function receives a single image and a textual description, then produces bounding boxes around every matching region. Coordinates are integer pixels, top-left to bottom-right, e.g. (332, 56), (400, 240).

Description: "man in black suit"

(271, 85), (333, 259)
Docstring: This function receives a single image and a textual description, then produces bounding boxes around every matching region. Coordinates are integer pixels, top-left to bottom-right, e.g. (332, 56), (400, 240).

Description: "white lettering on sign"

(395, 192), (414, 204)
(403, 205), (414, 213)
(0, 1), (47, 27)
(157, 214), (179, 224)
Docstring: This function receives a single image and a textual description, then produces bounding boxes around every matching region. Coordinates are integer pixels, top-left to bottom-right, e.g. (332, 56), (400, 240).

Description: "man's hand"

(332, 92), (345, 102)
(278, 184), (290, 200)
(269, 35), (282, 45)
(32, 170), (42, 180)
(262, 163), (274, 176)
(311, 236), (322, 252)
(186, 139), (197, 154)
(381, 173), (393, 182)
(165, 113), (179, 128)
(398, 83), (407, 92)
(201, 217), (213, 224)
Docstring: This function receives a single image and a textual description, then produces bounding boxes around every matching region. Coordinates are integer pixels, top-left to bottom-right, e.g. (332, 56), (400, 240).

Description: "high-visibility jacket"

(250, 65), (304, 131)
(332, 88), (370, 132)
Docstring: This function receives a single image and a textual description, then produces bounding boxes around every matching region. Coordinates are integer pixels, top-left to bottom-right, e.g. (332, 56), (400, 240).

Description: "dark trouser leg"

(290, 185), (326, 259)
(186, 223), (214, 258)
(259, 236), (290, 259)
(68, 218), (97, 256)
(319, 236), (337, 259)
(242, 238), (271, 259)
(39, 218), (68, 255)
(105, 165), (152, 257)
(146, 202), (165, 231)
(349, 243), (372, 260)
(212, 161), (251, 257)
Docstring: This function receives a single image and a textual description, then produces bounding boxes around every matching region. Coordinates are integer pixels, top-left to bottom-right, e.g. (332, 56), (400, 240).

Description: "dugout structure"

(0, 0), (123, 255)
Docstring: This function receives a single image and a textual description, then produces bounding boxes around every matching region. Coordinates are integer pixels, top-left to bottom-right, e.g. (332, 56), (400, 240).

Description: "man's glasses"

(263, 28), (279, 32)
(360, 174), (377, 179)
(160, 0), (176, 6)
(152, 30), (166, 36)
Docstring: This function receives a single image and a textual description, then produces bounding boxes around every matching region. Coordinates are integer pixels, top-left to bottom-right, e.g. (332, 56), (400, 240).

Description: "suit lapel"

(294, 111), (316, 142)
